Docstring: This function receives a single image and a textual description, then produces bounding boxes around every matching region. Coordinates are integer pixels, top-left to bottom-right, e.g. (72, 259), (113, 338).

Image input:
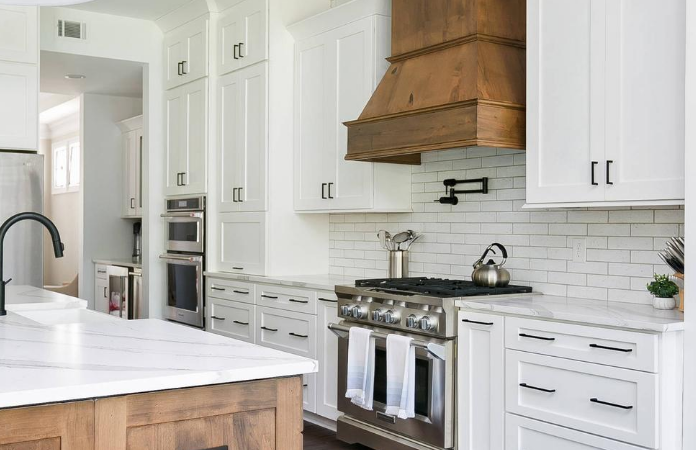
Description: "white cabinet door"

(316, 293), (340, 420)
(164, 86), (184, 195)
(218, 212), (266, 275)
(218, 0), (267, 75)
(0, 62), (36, 150)
(526, 0), (606, 204)
(458, 311), (505, 450)
(94, 277), (109, 314)
(328, 18), (375, 210)
(293, 34), (335, 211)
(164, 16), (208, 90)
(206, 298), (256, 343)
(0, 6), (37, 64)
(218, 64), (267, 212)
(134, 130), (144, 216)
(123, 130), (138, 217)
(604, 0), (685, 202)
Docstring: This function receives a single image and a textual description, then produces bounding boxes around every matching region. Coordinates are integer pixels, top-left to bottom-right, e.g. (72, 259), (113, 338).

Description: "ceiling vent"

(57, 20), (87, 40)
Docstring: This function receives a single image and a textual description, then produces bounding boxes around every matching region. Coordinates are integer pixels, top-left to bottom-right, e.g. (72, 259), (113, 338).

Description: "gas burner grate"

(355, 277), (532, 298)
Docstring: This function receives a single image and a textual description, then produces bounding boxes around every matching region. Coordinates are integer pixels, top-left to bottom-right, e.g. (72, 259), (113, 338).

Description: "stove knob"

(384, 310), (400, 324)
(351, 305), (368, 320)
(406, 314), (421, 329)
(372, 309), (384, 322)
(419, 316), (437, 331)
(340, 305), (352, 317)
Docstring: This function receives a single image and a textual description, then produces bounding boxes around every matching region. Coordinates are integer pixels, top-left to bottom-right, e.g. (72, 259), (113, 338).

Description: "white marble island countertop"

(0, 290), (317, 410)
(4, 285), (88, 311)
(456, 294), (684, 332)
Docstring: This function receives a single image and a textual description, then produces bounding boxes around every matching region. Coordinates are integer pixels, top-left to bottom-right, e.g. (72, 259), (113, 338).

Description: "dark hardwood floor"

(303, 422), (370, 450)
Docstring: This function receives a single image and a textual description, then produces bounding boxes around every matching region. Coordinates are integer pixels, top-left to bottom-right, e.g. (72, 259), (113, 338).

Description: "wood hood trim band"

(387, 33), (526, 64)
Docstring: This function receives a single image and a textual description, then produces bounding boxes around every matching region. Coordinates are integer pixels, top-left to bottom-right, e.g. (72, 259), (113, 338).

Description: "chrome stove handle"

(327, 323), (447, 361)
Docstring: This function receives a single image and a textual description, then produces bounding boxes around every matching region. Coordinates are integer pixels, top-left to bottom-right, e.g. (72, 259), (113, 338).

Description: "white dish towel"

(385, 334), (415, 419)
(345, 327), (375, 410)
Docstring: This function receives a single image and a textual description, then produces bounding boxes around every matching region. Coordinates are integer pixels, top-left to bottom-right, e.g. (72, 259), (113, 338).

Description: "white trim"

(288, 0), (391, 41)
(51, 136), (80, 195)
(522, 200), (685, 210)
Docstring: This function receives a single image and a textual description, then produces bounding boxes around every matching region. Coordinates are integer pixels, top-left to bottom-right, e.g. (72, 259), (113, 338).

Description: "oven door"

(160, 253), (204, 328)
(335, 323), (454, 449)
(162, 212), (204, 253)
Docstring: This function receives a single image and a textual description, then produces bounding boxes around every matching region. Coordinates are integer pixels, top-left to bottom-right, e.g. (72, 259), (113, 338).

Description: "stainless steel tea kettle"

(472, 243), (510, 287)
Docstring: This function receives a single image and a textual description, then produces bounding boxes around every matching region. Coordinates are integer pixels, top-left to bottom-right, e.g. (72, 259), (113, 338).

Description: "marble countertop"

(0, 290), (316, 409)
(456, 294), (684, 332)
(204, 271), (356, 292)
(4, 285), (88, 311)
(93, 258), (142, 269)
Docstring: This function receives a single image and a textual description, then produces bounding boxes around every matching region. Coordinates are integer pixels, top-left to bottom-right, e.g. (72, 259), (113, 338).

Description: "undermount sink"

(15, 308), (122, 326)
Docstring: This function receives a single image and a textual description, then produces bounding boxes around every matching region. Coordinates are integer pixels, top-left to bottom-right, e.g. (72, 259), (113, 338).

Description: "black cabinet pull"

(462, 318), (494, 326)
(233, 320), (249, 326)
(211, 315), (225, 321)
(589, 343), (632, 353)
(519, 333), (555, 341)
(289, 299), (309, 304)
(238, 187), (243, 202)
(232, 187), (238, 202)
(181, 172), (187, 186)
(261, 326), (278, 332)
(303, 383), (308, 387)
(232, 267), (244, 270)
(103, 287), (107, 297)
(520, 383), (556, 393)
(239, 42), (244, 57)
(591, 161), (598, 185)
(181, 60), (188, 75)
(590, 398), (633, 410)
(233, 44), (239, 60)
(130, 198), (135, 209)
(233, 290), (249, 295)
(289, 332), (308, 338)
(261, 294), (278, 299)
(321, 183), (327, 199)
(606, 160), (614, 185)
(177, 61), (183, 76)
(176, 173), (181, 186)
(319, 297), (337, 303)
(328, 182), (334, 199)
(211, 286), (225, 291)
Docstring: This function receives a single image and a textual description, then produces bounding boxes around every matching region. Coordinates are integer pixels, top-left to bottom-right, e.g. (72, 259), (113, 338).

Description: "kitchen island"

(0, 287), (316, 450)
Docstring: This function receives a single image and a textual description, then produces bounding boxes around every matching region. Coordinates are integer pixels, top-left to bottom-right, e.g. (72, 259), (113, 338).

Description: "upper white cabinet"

(291, 4), (411, 212)
(0, 6), (38, 64)
(164, 16), (209, 90)
(0, 6), (37, 151)
(165, 78), (208, 195)
(218, 212), (266, 275)
(119, 115), (144, 217)
(217, 62), (268, 212)
(527, 0), (685, 207)
(218, 0), (268, 75)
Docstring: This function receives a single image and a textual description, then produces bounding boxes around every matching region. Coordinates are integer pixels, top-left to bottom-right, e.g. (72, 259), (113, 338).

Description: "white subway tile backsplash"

(329, 148), (684, 303)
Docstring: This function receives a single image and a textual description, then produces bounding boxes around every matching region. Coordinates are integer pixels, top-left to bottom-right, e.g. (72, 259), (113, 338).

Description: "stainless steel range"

(331, 278), (532, 450)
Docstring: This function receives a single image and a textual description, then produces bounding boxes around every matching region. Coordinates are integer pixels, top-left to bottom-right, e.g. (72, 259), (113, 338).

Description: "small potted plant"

(646, 274), (680, 310)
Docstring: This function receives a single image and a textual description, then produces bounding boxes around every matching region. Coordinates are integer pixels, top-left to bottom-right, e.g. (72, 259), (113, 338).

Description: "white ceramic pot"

(652, 295), (677, 310)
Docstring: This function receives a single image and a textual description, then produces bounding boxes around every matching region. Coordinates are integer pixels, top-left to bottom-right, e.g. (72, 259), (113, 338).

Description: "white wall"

(79, 94), (142, 307)
(40, 7), (164, 318)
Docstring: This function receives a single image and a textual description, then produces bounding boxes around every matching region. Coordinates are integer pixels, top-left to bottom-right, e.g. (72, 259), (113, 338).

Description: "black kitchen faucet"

(0, 212), (64, 316)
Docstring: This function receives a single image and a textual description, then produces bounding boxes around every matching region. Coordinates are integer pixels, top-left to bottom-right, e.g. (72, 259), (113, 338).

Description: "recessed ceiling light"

(0, 0), (94, 5)
(65, 74), (86, 80)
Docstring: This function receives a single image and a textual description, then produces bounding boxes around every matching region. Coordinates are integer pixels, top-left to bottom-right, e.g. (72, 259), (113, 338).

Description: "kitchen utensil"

(472, 243), (511, 287)
(659, 252), (684, 274)
(403, 234), (421, 250)
(378, 230), (387, 250)
(392, 231), (410, 250)
(385, 231), (393, 251)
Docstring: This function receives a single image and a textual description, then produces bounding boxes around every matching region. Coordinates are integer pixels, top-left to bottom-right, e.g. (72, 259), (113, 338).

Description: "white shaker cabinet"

(526, 0), (685, 207)
(291, 5), (411, 212)
(217, 62), (268, 212)
(316, 292), (340, 420)
(218, 0), (268, 76)
(119, 115), (143, 218)
(164, 15), (209, 90)
(0, 6), (38, 151)
(457, 311), (505, 450)
(165, 78), (208, 196)
(217, 212), (266, 275)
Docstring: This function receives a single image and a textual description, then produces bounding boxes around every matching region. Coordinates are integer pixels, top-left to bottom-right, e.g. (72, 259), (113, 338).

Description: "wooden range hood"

(344, 0), (526, 164)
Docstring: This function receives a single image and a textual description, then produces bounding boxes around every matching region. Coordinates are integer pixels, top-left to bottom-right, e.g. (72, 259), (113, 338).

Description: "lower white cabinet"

(94, 277), (109, 314)
(303, 373), (317, 414)
(217, 212), (266, 275)
(316, 292), (340, 420)
(506, 414), (643, 450)
(256, 306), (316, 359)
(457, 311), (504, 450)
(206, 297), (255, 343)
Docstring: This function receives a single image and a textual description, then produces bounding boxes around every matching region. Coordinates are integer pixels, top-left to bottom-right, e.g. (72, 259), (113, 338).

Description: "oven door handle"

(327, 323), (447, 361)
(160, 212), (204, 218)
(159, 254), (201, 262)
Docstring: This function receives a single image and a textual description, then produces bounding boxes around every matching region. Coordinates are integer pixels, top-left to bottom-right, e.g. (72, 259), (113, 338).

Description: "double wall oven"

(161, 196), (205, 328)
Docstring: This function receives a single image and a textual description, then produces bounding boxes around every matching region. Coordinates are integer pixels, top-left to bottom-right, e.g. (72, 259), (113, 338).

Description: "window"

(52, 138), (80, 194)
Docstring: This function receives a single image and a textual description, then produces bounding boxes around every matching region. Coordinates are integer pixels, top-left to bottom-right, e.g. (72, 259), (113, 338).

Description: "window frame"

(52, 137), (80, 194)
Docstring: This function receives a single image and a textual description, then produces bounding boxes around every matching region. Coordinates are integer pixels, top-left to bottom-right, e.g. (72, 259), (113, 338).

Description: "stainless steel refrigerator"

(0, 151), (44, 287)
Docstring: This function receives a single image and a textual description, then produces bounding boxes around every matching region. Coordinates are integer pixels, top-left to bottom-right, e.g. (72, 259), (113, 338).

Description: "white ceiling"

(66, 0), (194, 21)
(40, 50), (143, 98)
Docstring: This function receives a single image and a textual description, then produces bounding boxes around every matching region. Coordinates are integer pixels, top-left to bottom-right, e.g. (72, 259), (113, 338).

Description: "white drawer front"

(95, 264), (108, 280)
(303, 373), (317, 413)
(256, 306), (317, 358)
(506, 414), (644, 450)
(506, 350), (658, 448)
(206, 277), (255, 304)
(505, 317), (658, 372)
(207, 299), (255, 343)
(257, 285), (317, 315)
